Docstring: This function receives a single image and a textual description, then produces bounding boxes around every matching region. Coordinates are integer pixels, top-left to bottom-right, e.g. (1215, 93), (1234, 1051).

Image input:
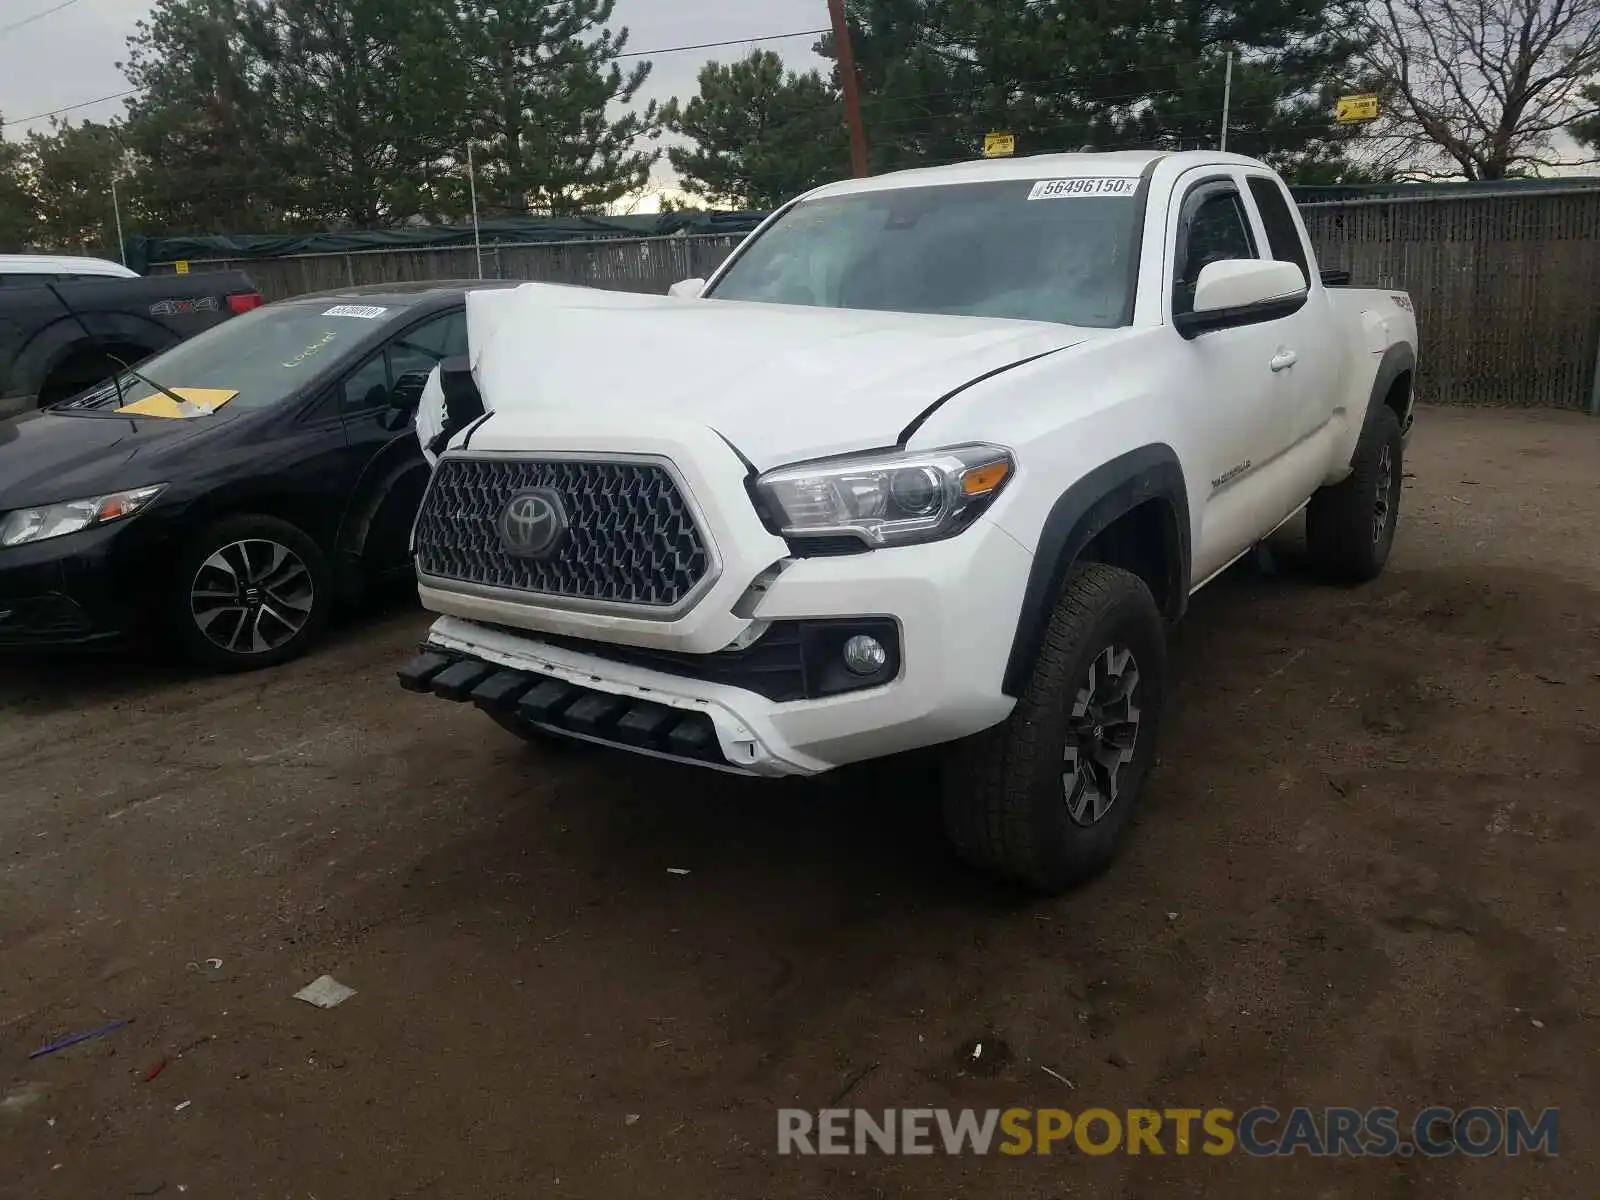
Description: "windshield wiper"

(106, 358), (202, 414)
(44, 282), (203, 415)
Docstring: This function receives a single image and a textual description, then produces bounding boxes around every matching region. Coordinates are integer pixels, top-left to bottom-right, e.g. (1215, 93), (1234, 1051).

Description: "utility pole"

(110, 176), (126, 266)
(466, 141), (483, 280)
(1220, 50), (1234, 152)
(827, 0), (871, 176)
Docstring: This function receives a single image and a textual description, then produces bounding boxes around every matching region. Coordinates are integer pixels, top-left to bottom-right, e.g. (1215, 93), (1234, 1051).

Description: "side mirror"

(667, 277), (707, 299)
(1175, 259), (1308, 339)
(380, 370), (431, 431)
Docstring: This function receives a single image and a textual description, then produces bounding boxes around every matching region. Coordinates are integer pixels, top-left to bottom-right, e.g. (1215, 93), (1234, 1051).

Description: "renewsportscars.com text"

(777, 1106), (1559, 1158)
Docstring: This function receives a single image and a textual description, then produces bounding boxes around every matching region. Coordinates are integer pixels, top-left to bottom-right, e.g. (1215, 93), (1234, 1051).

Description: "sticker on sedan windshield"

(1028, 177), (1139, 200)
(322, 304), (388, 319)
(119, 388), (239, 418)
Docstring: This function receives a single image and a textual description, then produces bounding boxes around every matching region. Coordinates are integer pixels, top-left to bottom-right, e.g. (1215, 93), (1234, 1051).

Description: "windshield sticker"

(322, 304), (388, 319)
(1028, 177), (1139, 200)
(119, 388), (239, 419)
(282, 330), (338, 369)
(150, 296), (219, 317)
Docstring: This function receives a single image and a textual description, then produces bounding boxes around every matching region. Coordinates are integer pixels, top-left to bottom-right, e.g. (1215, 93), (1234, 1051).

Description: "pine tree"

(824, 0), (1373, 182)
(25, 120), (131, 254)
(457, 0), (659, 215)
(661, 51), (850, 209)
(247, 0), (467, 227)
(1577, 86), (1600, 154)
(120, 0), (283, 232)
(0, 117), (35, 251)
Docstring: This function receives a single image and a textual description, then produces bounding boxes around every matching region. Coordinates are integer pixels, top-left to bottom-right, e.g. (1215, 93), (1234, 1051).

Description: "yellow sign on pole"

(984, 132), (1016, 158)
(1335, 94), (1380, 124)
(174, 260), (190, 275)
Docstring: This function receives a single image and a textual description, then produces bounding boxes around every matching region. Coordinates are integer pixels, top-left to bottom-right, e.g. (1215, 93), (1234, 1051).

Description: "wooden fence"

(1301, 188), (1600, 412)
(157, 189), (1600, 412)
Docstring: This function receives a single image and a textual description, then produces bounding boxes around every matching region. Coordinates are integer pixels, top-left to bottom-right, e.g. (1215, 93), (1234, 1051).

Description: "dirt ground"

(1, 405), (1597, 1199)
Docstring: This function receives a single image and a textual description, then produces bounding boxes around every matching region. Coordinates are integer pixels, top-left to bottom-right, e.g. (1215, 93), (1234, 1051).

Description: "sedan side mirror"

(380, 370), (432, 431)
(668, 277), (706, 299)
(1175, 259), (1309, 339)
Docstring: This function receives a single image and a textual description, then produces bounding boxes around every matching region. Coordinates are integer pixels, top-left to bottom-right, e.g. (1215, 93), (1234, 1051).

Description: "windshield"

(706, 178), (1143, 327)
(58, 301), (398, 414)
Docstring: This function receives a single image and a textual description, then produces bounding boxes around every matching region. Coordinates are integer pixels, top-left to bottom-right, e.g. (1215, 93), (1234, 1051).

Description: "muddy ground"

(1, 405), (1597, 1199)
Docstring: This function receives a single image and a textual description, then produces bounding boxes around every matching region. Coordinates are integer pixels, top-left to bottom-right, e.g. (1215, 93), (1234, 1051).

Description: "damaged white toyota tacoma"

(398, 150), (1418, 893)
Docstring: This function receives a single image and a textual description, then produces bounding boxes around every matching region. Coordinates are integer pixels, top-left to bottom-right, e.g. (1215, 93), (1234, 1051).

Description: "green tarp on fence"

(125, 210), (769, 271)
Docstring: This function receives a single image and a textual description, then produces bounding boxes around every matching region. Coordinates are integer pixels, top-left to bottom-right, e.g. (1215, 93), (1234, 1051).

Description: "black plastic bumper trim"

(402, 646), (735, 770)
(431, 660), (496, 701)
(397, 651), (454, 693)
(470, 669), (537, 710)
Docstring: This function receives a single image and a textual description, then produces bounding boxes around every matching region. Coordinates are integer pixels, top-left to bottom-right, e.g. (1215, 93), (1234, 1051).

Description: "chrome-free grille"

(413, 457), (711, 608)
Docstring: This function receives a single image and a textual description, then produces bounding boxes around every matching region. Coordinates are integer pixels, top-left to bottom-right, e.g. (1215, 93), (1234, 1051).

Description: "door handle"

(1269, 349), (1298, 372)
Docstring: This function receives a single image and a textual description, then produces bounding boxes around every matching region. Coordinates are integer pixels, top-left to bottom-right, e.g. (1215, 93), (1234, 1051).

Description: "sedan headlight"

(0, 485), (167, 548)
(755, 444), (1013, 548)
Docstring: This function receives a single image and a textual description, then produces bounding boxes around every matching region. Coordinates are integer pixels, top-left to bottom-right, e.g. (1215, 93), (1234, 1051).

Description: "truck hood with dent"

(462, 283), (1107, 470)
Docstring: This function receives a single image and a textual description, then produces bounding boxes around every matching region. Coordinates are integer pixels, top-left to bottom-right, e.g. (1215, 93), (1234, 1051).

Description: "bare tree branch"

(1357, 0), (1600, 177)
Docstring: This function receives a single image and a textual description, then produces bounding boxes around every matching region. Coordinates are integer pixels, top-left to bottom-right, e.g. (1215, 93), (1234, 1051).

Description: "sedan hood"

(465, 284), (1104, 469)
(0, 407), (228, 509)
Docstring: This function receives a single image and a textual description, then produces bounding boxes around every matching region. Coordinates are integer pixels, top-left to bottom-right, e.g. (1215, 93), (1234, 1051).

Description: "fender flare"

(15, 312), (176, 396)
(1362, 342), (1416, 434)
(1001, 444), (1191, 697)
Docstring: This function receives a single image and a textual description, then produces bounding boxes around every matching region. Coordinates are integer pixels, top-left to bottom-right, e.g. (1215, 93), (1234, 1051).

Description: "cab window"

(1174, 183), (1259, 315)
(1246, 176), (1311, 286)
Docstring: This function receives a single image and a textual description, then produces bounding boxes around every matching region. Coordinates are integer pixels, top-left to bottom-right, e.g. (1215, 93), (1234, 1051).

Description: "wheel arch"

(1363, 342), (1415, 438)
(1001, 444), (1191, 698)
(335, 442), (432, 566)
(178, 485), (340, 553)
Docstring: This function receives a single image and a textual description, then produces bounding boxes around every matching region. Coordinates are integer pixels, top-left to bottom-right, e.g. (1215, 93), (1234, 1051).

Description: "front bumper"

(405, 515), (1034, 776)
(0, 522), (164, 649)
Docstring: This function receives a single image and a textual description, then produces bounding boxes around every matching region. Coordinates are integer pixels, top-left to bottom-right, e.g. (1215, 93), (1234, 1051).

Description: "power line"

(0, 0), (81, 37)
(618, 28), (828, 60)
(9, 87), (141, 127)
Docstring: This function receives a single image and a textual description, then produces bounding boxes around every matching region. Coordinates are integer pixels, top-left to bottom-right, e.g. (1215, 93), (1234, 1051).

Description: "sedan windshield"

(707, 178), (1143, 328)
(58, 301), (397, 413)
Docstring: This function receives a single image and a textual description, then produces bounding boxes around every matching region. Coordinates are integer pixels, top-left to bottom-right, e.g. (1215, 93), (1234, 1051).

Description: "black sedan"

(0, 280), (517, 671)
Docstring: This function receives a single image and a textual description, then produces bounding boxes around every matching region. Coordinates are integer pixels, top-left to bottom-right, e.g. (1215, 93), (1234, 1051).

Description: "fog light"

(842, 634), (888, 676)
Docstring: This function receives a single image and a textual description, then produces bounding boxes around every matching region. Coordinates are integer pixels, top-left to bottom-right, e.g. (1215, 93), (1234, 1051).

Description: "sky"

(0, 0), (832, 182)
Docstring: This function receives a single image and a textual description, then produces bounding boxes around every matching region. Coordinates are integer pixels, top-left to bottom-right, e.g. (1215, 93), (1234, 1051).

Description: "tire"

(941, 562), (1167, 894)
(1305, 405), (1403, 583)
(167, 514), (333, 672)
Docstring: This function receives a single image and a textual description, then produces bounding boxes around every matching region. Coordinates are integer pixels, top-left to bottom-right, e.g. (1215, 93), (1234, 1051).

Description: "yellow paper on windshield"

(120, 387), (240, 418)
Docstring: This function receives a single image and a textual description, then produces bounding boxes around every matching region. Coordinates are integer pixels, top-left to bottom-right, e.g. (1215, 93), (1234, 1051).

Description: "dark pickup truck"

(0, 269), (263, 420)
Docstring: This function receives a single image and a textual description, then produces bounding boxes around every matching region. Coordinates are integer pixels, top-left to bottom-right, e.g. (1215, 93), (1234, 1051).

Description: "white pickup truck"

(399, 150), (1418, 893)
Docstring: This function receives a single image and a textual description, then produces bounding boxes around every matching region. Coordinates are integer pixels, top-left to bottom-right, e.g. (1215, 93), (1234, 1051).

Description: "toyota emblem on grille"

(498, 488), (569, 559)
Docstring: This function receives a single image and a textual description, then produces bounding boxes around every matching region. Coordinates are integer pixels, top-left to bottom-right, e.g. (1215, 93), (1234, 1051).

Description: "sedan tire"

(168, 514), (332, 672)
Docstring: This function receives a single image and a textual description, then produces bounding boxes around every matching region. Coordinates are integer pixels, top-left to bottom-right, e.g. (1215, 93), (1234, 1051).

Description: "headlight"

(0, 484), (166, 548)
(755, 444), (1013, 548)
